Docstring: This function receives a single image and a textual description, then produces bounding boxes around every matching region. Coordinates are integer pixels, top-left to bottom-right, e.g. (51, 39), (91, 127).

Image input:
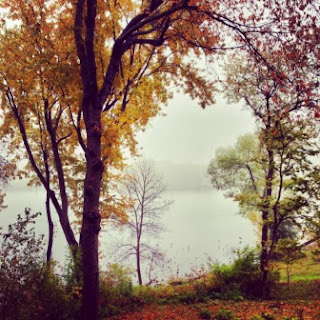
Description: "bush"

(194, 281), (208, 300)
(261, 312), (276, 320)
(99, 263), (135, 317)
(210, 247), (279, 299)
(199, 308), (212, 319)
(101, 263), (133, 297)
(249, 313), (276, 320)
(17, 265), (80, 320)
(214, 308), (234, 320)
(63, 246), (83, 297)
(0, 208), (79, 320)
(177, 291), (198, 304)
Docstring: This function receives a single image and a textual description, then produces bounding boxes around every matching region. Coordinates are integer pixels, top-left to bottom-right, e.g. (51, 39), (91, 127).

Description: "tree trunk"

(80, 105), (103, 320)
(73, 0), (123, 317)
(44, 100), (79, 258)
(260, 210), (269, 298)
(137, 246), (143, 285)
(260, 143), (274, 298)
(9, 101), (78, 255)
(46, 192), (54, 263)
(43, 147), (54, 263)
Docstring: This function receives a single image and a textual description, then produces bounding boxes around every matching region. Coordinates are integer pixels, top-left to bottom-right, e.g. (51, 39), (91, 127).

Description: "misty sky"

(135, 92), (256, 190)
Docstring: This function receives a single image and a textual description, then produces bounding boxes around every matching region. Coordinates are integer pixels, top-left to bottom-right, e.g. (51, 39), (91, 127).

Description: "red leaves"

(110, 300), (320, 320)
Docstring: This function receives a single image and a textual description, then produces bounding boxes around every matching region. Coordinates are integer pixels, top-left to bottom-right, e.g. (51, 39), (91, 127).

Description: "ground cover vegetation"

(2, 213), (320, 320)
(0, 0), (320, 318)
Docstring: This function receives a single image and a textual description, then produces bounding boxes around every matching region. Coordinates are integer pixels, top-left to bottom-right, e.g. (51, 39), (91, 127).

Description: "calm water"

(0, 183), (256, 282)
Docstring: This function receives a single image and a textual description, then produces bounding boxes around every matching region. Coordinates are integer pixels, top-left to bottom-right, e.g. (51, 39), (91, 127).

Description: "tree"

(255, 1), (320, 112)
(208, 124), (320, 295)
(117, 160), (171, 285)
(0, 0), (160, 261)
(221, 50), (320, 295)
(0, 8), (81, 259)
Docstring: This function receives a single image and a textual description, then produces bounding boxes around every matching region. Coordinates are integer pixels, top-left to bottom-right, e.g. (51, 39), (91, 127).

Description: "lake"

(0, 182), (256, 283)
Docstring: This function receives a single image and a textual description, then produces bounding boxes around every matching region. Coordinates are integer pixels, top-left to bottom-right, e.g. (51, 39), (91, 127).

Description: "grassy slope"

(270, 247), (320, 300)
(276, 248), (320, 283)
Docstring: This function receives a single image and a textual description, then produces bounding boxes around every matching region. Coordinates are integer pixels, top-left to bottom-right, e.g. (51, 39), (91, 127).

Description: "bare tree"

(119, 160), (172, 285)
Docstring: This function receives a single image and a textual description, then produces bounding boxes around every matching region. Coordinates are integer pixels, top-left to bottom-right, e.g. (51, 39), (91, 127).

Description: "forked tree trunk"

(8, 98), (79, 257)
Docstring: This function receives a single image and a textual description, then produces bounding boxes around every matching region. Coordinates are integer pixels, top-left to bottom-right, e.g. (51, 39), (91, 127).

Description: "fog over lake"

(0, 93), (258, 282)
(0, 164), (256, 282)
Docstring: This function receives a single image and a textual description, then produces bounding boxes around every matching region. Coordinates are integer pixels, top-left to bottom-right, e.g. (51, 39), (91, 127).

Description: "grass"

(271, 279), (320, 300)
(275, 247), (320, 283)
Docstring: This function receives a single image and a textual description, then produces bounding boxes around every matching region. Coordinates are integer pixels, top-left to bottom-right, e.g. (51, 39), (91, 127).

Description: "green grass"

(269, 247), (320, 300)
(289, 274), (320, 282)
(276, 248), (320, 283)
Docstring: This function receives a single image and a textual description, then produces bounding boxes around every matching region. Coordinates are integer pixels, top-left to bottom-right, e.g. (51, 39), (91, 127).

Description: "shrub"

(0, 208), (79, 320)
(249, 313), (277, 320)
(199, 308), (212, 319)
(214, 308), (234, 320)
(210, 247), (279, 299)
(261, 312), (276, 320)
(210, 263), (242, 299)
(18, 265), (80, 320)
(63, 246), (83, 296)
(101, 263), (133, 297)
(99, 263), (135, 317)
(194, 281), (208, 300)
(177, 291), (198, 304)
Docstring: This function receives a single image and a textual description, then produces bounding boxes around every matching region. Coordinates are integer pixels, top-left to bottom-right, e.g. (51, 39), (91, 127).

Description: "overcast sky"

(135, 92), (257, 190)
